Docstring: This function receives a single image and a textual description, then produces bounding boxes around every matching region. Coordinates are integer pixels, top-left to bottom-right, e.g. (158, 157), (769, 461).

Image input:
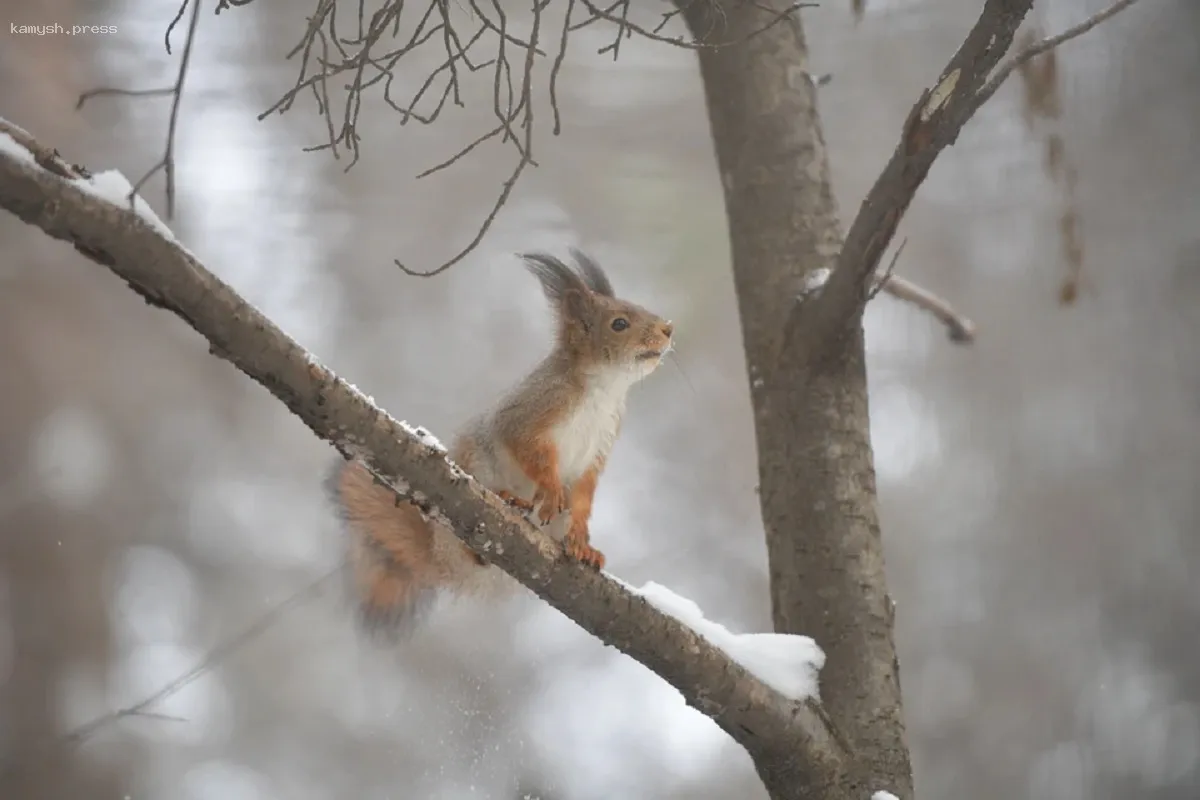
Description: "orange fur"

(496, 490), (534, 512)
(565, 455), (606, 569)
(504, 426), (569, 526)
(330, 249), (673, 635)
(332, 460), (440, 630)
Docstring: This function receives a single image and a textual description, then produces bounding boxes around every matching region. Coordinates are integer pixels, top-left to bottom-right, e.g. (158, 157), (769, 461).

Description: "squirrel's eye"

(611, 317), (630, 332)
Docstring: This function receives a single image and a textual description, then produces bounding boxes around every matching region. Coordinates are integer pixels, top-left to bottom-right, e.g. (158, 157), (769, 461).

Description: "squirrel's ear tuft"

(569, 248), (615, 297)
(563, 289), (590, 326)
(519, 251), (589, 305)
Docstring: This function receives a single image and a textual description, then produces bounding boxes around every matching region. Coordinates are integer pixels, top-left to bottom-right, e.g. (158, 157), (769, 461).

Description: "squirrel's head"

(519, 249), (674, 379)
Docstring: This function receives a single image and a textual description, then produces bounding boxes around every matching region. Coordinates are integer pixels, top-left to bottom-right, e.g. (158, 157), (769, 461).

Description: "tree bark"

(682, 0), (1039, 797)
(681, 3), (913, 798)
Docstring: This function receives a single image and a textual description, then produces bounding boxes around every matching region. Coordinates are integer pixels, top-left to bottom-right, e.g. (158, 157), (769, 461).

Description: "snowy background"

(2, 0), (1199, 798)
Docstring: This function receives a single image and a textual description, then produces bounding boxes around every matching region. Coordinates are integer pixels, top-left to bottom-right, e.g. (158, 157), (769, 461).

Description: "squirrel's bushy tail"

(327, 459), (448, 635)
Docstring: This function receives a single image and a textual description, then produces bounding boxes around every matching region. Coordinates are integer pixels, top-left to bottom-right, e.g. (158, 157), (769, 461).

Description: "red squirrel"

(328, 249), (674, 633)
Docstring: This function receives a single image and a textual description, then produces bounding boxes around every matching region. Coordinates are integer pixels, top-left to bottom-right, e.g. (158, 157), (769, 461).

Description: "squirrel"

(327, 249), (674, 634)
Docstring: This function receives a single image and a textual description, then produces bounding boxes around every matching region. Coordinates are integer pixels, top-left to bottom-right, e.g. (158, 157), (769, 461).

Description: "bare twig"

(549, 0), (577, 134)
(974, 0), (1141, 111)
(972, 0), (1143, 308)
(75, 0), (202, 219)
(1, 566), (338, 780)
(779, 0), (1032, 361)
(794, 237), (975, 343)
(394, 0), (543, 278)
(867, 237), (906, 302)
(577, 0), (815, 52)
(165, 0), (192, 52)
(0, 127), (848, 798)
(238, 0), (820, 278)
(63, 568), (338, 747)
(782, 0), (1143, 363)
(73, 87), (175, 104)
(876, 274), (976, 344)
(857, 238), (976, 343)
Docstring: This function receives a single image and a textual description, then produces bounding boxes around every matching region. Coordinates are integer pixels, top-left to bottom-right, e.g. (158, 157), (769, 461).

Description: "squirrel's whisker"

(668, 350), (697, 398)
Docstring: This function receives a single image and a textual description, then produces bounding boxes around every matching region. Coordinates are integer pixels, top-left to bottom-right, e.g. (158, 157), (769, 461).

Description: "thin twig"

(876, 274), (976, 344)
(1, 567), (338, 781)
(165, 0), (191, 52)
(577, 0), (815, 51)
(75, 0), (202, 219)
(867, 237), (906, 302)
(67, 568), (338, 747)
(244, 0), (823, 278)
(861, 239), (977, 344)
(74, 87), (175, 105)
(783, 0), (1145, 359)
(395, 0), (543, 278)
(550, 0), (577, 135)
(974, 0), (1142, 112)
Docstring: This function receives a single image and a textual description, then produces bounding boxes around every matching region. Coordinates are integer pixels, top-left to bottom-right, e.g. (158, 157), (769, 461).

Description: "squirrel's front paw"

(496, 490), (535, 513)
(532, 484), (568, 525)
(564, 526), (606, 570)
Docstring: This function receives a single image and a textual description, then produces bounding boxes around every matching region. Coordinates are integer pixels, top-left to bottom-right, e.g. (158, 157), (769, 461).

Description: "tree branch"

(780, 0), (1034, 362)
(974, 0), (1142, 111)
(74, 0), (202, 219)
(783, 0), (1143, 362)
(0, 125), (847, 798)
(877, 274), (976, 344)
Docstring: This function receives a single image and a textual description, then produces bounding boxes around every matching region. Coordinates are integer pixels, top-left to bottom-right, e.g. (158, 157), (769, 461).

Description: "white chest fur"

(551, 366), (640, 483)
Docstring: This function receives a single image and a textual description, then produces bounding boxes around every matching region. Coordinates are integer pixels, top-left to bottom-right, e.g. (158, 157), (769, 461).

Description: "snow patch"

(0, 130), (35, 166)
(801, 267), (832, 293)
(0, 121), (178, 244)
(399, 420), (447, 453)
(72, 169), (176, 242)
(872, 793), (901, 800)
(627, 580), (825, 702)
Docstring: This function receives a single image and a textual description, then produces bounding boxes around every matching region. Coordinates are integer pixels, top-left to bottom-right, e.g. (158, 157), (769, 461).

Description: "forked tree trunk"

(681, 2), (915, 798)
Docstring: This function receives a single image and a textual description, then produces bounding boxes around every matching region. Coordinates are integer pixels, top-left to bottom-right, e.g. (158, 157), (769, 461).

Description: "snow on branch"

(74, 0), (201, 219)
(630, 581), (825, 701)
(0, 120), (848, 790)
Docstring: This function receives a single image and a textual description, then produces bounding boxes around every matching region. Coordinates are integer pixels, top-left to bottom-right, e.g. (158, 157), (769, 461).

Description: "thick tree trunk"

(682, 3), (914, 798)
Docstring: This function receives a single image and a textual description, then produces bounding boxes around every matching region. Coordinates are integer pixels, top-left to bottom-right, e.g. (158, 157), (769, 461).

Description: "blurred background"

(1, 0), (1198, 797)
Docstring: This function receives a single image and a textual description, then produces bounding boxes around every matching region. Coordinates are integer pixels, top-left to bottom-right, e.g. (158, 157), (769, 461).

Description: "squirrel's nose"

(660, 322), (674, 339)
